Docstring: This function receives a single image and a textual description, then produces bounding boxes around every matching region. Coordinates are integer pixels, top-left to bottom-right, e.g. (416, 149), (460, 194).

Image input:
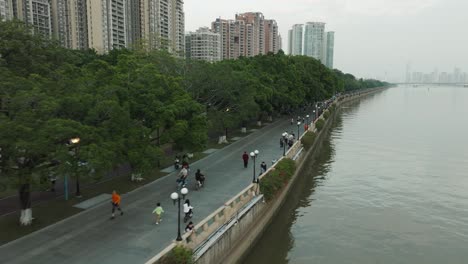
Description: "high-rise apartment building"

(303, 22), (325, 61)
(264, 19), (280, 53)
(288, 24), (303, 55)
(139, 0), (184, 54)
(185, 27), (221, 62)
(288, 22), (335, 68)
(324, 31), (334, 68)
(86, 0), (127, 54)
(211, 12), (280, 60)
(10, 0), (52, 37)
(0, 0), (13, 20)
(3, 0), (185, 55)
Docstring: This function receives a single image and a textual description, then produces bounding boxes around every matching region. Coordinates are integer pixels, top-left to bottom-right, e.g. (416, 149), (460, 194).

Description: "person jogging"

(152, 202), (164, 225)
(111, 190), (124, 219)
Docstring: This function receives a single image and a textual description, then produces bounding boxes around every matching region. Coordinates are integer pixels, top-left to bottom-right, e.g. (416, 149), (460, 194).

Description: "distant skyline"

(185, 0), (468, 82)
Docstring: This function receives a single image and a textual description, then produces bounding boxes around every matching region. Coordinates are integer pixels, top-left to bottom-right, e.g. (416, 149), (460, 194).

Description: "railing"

(145, 89), (384, 263)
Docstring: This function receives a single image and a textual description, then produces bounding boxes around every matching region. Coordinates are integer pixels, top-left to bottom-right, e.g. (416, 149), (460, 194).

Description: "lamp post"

(306, 114), (310, 124)
(171, 187), (189, 241)
(250, 150), (259, 183)
(282, 132), (288, 156)
(297, 121), (301, 138)
(313, 110), (316, 122)
(70, 137), (81, 198)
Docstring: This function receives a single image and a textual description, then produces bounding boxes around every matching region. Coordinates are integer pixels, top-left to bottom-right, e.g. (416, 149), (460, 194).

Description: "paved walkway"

(0, 117), (309, 264)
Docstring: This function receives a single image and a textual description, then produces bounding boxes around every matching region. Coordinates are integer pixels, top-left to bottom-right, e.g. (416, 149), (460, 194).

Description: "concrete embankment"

(148, 87), (387, 264)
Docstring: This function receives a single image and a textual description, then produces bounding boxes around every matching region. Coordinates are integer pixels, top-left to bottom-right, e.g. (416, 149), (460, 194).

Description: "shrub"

(260, 159), (296, 201)
(159, 246), (193, 264)
(300, 131), (316, 150)
(315, 119), (325, 132)
(323, 110), (330, 120)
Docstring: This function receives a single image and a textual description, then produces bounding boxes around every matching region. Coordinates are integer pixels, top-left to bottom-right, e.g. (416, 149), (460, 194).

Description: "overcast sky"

(185, 0), (468, 82)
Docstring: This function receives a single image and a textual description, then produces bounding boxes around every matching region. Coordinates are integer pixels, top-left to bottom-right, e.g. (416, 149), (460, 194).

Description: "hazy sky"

(185, 0), (468, 82)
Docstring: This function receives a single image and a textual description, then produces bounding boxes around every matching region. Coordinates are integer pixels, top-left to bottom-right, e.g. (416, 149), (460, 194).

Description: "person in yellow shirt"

(152, 202), (164, 225)
(111, 190), (124, 219)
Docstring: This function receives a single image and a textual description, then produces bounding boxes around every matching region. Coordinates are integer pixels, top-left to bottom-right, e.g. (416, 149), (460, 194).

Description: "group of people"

(110, 190), (196, 233)
(176, 164), (205, 189)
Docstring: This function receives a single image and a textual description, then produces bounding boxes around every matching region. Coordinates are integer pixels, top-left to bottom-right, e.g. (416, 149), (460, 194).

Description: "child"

(153, 203), (164, 225)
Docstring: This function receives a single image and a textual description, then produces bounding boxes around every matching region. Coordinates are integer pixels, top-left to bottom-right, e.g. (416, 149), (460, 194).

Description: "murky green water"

(244, 86), (468, 264)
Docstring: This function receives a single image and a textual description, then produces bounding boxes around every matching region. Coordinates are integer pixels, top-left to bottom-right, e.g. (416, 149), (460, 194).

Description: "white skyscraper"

(288, 24), (303, 55)
(303, 22), (325, 61)
(288, 22), (335, 67)
(324, 31), (334, 68)
(185, 27), (221, 62)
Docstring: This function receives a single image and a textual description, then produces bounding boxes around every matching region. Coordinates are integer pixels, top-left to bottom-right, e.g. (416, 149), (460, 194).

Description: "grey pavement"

(0, 117), (309, 264)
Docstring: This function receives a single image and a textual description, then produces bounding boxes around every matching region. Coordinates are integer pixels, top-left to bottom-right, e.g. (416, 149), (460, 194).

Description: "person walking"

(111, 190), (124, 219)
(242, 151), (249, 168)
(183, 199), (194, 223)
(260, 161), (267, 174)
(152, 202), (164, 225)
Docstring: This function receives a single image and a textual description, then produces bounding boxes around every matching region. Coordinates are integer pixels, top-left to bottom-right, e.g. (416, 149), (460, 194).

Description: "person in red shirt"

(111, 190), (124, 219)
(242, 151), (249, 168)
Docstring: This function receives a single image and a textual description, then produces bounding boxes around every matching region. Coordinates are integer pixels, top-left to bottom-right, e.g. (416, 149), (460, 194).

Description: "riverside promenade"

(0, 118), (308, 264)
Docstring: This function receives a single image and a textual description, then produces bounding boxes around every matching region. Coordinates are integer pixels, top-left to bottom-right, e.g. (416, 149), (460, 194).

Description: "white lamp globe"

(254, 150), (259, 155)
(181, 187), (188, 195)
(170, 192), (178, 200)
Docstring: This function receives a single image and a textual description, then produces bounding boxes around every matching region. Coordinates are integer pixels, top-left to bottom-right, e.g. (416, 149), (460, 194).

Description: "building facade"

(288, 24), (303, 55)
(324, 31), (334, 68)
(185, 27), (221, 62)
(303, 22), (325, 61)
(3, 0), (185, 55)
(0, 0), (13, 20)
(211, 12), (280, 60)
(288, 22), (335, 68)
(86, 0), (127, 54)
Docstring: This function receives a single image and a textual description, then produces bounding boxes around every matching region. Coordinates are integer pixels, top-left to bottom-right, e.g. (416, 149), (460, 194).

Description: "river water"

(244, 86), (468, 264)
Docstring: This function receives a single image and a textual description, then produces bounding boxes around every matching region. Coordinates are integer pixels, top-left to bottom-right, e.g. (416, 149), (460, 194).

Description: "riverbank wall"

(146, 87), (387, 264)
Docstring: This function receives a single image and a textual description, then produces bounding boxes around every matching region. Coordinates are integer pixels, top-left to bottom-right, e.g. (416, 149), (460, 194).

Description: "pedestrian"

(242, 151), (249, 168)
(304, 123), (309, 131)
(111, 190), (124, 219)
(183, 199), (194, 222)
(290, 118), (294, 125)
(152, 202), (164, 224)
(260, 161), (267, 174)
(185, 221), (195, 233)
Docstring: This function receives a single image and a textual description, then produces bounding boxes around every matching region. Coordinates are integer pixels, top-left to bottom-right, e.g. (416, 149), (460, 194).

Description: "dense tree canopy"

(0, 20), (387, 190)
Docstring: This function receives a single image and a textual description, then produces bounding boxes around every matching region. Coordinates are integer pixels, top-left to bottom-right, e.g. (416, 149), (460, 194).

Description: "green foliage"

(300, 131), (317, 150)
(0, 19), (386, 192)
(159, 246), (193, 264)
(323, 110), (330, 120)
(260, 159), (296, 201)
(315, 119), (325, 132)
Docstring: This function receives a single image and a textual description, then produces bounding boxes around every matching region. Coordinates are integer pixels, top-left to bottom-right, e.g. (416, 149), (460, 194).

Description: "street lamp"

(306, 114), (310, 124)
(250, 150), (259, 183)
(69, 137), (81, 198)
(297, 121), (301, 138)
(171, 187), (189, 241)
(282, 132), (288, 156)
(313, 110), (316, 122)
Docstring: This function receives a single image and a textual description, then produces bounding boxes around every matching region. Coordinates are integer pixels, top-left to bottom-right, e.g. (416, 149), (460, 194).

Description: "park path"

(0, 117), (308, 264)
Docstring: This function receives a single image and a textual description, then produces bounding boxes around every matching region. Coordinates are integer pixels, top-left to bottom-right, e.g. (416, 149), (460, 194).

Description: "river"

(244, 85), (468, 264)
